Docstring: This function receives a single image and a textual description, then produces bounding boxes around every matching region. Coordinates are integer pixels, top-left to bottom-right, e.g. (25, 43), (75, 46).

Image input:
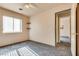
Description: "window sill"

(2, 32), (22, 34)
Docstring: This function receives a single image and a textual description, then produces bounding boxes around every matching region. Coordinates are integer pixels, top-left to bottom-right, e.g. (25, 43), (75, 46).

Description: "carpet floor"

(0, 40), (72, 56)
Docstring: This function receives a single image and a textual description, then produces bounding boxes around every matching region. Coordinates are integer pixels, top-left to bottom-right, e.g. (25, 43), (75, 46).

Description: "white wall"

(30, 11), (55, 45)
(71, 4), (77, 56)
(0, 8), (29, 46)
(30, 4), (77, 56)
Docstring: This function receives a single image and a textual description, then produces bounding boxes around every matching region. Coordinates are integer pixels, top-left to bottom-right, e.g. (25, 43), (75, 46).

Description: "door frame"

(55, 9), (71, 46)
(76, 4), (77, 56)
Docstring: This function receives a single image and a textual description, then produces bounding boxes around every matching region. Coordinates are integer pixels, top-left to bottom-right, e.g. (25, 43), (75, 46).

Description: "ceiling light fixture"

(24, 3), (36, 9)
(25, 4), (30, 8)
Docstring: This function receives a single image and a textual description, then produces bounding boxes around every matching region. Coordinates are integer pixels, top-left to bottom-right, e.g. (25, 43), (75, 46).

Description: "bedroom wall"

(0, 7), (29, 46)
(30, 10), (54, 45)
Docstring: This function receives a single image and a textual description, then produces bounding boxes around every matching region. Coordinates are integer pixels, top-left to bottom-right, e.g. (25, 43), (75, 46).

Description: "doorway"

(55, 9), (71, 47)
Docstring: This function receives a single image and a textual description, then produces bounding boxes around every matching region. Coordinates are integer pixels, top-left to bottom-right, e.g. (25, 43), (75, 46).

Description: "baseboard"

(0, 40), (29, 48)
(28, 40), (54, 47)
(0, 40), (54, 48)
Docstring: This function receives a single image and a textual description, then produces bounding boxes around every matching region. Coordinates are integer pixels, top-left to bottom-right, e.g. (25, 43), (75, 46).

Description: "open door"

(76, 3), (79, 56)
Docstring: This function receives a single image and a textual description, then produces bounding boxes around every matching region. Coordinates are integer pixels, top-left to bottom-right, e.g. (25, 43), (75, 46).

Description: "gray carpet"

(0, 47), (38, 56)
(0, 40), (72, 56)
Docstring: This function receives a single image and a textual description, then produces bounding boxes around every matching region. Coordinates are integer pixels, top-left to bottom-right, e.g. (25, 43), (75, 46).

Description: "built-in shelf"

(27, 22), (31, 24)
(27, 28), (31, 30)
(27, 22), (31, 30)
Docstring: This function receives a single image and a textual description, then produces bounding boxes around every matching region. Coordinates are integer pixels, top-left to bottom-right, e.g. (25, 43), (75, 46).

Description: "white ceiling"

(0, 3), (72, 16)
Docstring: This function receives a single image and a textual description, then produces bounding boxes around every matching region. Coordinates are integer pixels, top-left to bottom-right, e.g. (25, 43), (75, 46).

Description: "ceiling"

(0, 3), (72, 16)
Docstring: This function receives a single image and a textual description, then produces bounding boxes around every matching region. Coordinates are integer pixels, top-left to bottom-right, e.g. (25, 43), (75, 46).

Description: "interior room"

(0, 3), (77, 56)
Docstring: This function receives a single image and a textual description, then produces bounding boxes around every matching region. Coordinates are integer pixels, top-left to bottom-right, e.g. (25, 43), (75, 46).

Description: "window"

(3, 16), (22, 33)
(3, 16), (13, 33)
(14, 18), (22, 32)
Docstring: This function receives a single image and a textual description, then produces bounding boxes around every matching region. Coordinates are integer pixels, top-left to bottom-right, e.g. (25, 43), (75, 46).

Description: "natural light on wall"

(3, 16), (22, 33)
